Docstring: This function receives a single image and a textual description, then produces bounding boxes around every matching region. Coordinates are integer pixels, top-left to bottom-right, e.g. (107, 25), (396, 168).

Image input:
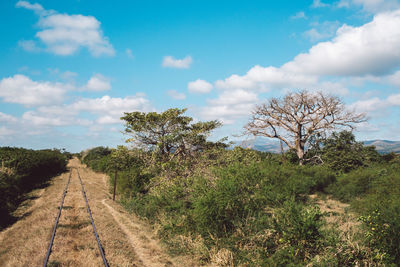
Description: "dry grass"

(0, 158), (205, 266)
(0, 171), (69, 266)
(309, 194), (360, 233)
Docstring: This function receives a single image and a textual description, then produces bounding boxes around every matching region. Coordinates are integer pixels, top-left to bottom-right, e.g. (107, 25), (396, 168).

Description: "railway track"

(43, 167), (109, 267)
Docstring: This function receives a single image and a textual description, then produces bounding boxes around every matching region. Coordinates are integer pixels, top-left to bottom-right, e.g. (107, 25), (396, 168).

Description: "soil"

(0, 158), (198, 266)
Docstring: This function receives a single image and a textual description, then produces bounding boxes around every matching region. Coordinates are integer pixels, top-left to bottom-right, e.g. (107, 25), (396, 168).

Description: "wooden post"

(113, 170), (118, 201)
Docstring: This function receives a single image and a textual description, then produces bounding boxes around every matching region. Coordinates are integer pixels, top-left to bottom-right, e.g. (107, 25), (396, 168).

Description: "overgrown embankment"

(0, 147), (68, 227)
(83, 140), (400, 266)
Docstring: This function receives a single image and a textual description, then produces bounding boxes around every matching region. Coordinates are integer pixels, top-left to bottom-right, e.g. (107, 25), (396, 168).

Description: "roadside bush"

(82, 146), (112, 171)
(328, 162), (400, 265)
(0, 147), (67, 227)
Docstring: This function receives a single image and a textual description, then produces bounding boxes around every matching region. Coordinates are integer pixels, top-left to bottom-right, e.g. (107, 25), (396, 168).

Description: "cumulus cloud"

(348, 93), (400, 118)
(349, 97), (388, 113)
(0, 74), (67, 106)
(200, 89), (258, 124)
(16, 1), (114, 57)
(188, 79), (213, 94)
(387, 93), (400, 105)
(162, 56), (193, 69)
(167, 90), (186, 100)
(283, 10), (400, 76)
(196, 7), (400, 124)
(0, 127), (15, 137)
(215, 66), (318, 92)
(85, 74), (111, 91)
(21, 111), (90, 126)
(338, 0), (400, 13)
(303, 21), (340, 42)
(387, 70), (400, 86)
(16, 1), (53, 16)
(0, 112), (17, 123)
(34, 94), (152, 126)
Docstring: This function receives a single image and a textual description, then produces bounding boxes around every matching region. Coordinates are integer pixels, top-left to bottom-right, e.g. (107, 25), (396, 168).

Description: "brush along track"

(0, 159), (197, 266)
(43, 168), (108, 267)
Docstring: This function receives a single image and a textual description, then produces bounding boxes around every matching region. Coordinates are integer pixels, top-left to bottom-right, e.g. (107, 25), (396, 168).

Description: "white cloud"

(387, 70), (400, 86)
(85, 74), (111, 91)
(339, 0), (400, 13)
(0, 127), (15, 137)
(17, 1), (114, 57)
(388, 93), (400, 105)
(337, 0), (351, 8)
(200, 89), (258, 124)
(15, 1), (53, 16)
(348, 93), (400, 118)
(188, 79), (213, 94)
(70, 95), (151, 118)
(196, 5), (400, 124)
(283, 10), (400, 76)
(162, 56), (193, 69)
(291, 11), (307, 19)
(0, 74), (67, 106)
(303, 21), (340, 42)
(167, 90), (186, 100)
(311, 0), (330, 8)
(21, 111), (91, 126)
(23, 94), (152, 127)
(0, 112), (17, 123)
(215, 65), (318, 91)
(349, 97), (388, 112)
(355, 121), (380, 132)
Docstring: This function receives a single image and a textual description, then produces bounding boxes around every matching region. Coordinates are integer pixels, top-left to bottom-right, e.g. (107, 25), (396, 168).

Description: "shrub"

(0, 147), (67, 227)
(272, 200), (325, 262)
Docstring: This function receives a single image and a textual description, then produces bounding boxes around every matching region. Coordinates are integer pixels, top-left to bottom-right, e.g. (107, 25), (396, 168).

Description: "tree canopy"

(121, 108), (224, 161)
(244, 90), (366, 164)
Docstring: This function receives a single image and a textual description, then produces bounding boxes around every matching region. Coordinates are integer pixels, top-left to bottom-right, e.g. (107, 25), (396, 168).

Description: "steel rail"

(43, 170), (72, 267)
(76, 167), (109, 267)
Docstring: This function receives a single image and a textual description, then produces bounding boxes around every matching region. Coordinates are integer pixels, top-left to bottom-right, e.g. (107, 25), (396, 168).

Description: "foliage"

(328, 162), (400, 264)
(305, 131), (382, 173)
(83, 125), (400, 265)
(322, 131), (380, 172)
(119, 157), (338, 265)
(121, 108), (225, 162)
(0, 147), (67, 228)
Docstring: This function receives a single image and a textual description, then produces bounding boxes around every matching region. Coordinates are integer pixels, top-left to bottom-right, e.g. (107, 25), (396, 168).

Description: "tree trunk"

(296, 141), (305, 165)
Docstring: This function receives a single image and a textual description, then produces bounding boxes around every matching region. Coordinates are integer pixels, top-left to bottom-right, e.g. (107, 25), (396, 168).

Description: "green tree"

(121, 108), (224, 161)
(310, 131), (381, 172)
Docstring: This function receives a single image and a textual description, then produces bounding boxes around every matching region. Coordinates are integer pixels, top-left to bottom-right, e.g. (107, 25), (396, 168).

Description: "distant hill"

(362, 140), (400, 154)
(234, 137), (400, 154)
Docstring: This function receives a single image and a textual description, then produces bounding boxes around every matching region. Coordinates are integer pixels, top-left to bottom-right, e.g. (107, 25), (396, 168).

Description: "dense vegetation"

(83, 134), (399, 265)
(82, 108), (400, 266)
(0, 147), (68, 228)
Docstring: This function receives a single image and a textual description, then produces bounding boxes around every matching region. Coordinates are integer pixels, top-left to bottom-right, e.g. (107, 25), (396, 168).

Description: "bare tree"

(244, 90), (366, 164)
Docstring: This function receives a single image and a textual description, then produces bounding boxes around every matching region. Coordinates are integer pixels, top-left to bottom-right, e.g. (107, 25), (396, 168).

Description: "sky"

(1, 0), (400, 152)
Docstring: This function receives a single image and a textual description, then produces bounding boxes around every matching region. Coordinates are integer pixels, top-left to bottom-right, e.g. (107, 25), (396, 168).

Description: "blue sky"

(1, 0), (400, 152)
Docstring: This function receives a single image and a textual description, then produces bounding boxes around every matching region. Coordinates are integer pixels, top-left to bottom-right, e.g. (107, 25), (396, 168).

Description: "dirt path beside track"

(0, 158), (195, 266)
